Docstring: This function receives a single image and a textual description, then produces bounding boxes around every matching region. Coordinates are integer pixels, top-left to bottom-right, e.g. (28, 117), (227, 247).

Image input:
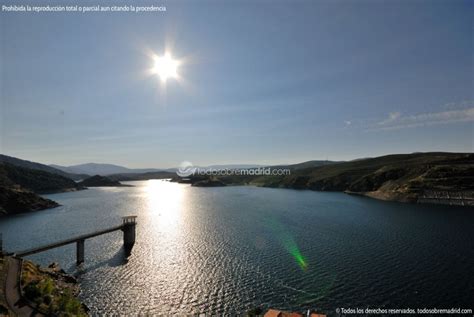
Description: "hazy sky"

(1, 0), (473, 168)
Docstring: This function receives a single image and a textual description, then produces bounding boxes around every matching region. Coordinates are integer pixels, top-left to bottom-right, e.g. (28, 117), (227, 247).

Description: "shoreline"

(173, 178), (474, 207)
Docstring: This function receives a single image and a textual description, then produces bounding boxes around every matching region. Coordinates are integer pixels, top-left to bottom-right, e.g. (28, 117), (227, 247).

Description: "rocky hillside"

(0, 163), (82, 216)
(175, 153), (474, 206)
(253, 152), (474, 205)
(21, 260), (88, 316)
(0, 154), (88, 181)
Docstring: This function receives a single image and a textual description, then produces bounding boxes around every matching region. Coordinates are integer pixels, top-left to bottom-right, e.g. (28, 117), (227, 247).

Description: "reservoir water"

(0, 180), (472, 315)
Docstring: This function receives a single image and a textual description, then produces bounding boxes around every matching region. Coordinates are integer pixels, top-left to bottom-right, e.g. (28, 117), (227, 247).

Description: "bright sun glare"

(153, 53), (179, 82)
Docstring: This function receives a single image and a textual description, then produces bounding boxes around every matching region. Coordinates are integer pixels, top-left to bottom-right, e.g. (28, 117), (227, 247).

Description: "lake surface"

(0, 180), (473, 315)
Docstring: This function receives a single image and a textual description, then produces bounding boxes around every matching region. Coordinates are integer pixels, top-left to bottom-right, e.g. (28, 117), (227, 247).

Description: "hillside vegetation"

(251, 152), (474, 204)
(21, 260), (87, 316)
(178, 153), (474, 205)
(0, 163), (80, 194)
(0, 154), (88, 181)
(0, 163), (82, 216)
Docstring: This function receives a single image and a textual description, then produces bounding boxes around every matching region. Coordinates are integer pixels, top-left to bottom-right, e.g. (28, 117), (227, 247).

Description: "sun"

(153, 53), (179, 82)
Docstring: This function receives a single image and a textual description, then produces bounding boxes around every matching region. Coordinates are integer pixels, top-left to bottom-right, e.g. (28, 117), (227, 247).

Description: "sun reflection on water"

(144, 180), (186, 231)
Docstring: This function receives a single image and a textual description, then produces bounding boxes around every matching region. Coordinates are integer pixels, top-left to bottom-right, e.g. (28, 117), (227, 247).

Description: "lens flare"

(266, 216), (308, 271)
(258, 213), (336, 300)
(289, 245), (308, 270)
(283, 233), (308, 271)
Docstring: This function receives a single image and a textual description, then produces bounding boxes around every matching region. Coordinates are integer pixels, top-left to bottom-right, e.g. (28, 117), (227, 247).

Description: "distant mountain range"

(202, 164), (265, 169)
(48, 163), (273, 176)
(271, 160), (340, 170)
(1, 152), (472, 215)
(49, 163), (167, 176)
(0, 154), (88, 180)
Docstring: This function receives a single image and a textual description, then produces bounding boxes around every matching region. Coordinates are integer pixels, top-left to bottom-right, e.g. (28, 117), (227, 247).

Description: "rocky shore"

(21, 260), (88, 316)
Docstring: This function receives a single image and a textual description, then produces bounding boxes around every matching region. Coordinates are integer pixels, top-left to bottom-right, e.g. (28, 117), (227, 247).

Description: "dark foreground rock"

(0, 186), (59, 216)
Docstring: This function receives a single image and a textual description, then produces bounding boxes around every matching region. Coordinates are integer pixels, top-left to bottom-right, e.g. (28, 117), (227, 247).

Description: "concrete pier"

(122, 216), (137, 248)
(76, 239), (85, 265)
(14, 216), (137, 265)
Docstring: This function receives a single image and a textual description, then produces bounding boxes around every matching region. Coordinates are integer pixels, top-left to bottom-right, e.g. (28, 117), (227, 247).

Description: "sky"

(1, 0), (473, 168)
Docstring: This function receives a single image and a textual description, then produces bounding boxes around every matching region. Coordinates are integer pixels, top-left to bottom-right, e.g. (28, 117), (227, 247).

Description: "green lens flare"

(267, 216), (308, 270)
(259, 213), (336, 301)
(291, 247), (307, 270)
(284, 235), (308, 270)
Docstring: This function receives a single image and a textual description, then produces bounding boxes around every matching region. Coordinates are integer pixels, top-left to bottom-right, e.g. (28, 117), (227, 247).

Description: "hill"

(107, 171), (176, 181)
(0, 186), (59, 216)
(253, 152), (474, 205)
(176, 153), (474, 206)
(0, 163), (80, 194)
(77, 175), (131, 187)
(0, 163), (82, 216)
(50, 163), (163, 176)
(0, 154), (88, 181)
(51, 163), (273, 177)
(271, 160), (339, 170)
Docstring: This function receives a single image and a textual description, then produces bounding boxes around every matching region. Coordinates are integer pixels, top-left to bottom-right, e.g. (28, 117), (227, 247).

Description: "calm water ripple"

(0, 180), (473, 315)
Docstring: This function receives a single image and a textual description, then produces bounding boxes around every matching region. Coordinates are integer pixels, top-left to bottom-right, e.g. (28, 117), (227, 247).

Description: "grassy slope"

(252, 152), (474, 202)
(191, 153), (473, 204)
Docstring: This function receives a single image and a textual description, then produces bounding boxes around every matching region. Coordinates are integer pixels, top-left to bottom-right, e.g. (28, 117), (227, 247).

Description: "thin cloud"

(378, 112), (401, 125)
(371, 107), (474, 131)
